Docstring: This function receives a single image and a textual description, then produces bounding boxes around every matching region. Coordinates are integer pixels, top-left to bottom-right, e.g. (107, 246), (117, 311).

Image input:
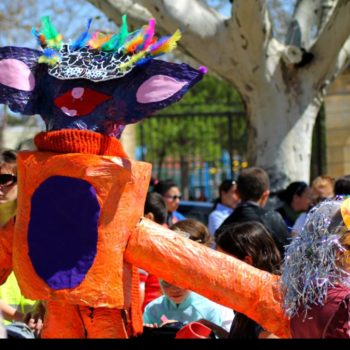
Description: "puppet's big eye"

(54, 87), (111, 117)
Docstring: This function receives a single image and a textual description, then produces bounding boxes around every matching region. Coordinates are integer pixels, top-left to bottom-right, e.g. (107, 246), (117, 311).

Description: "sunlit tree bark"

(89, 0), (350, 188)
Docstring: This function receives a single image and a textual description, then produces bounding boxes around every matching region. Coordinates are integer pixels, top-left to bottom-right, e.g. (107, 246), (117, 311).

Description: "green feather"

(115, 14), (129, 50)
(101, 34), (119, 51)
(41, 16), (58, 40)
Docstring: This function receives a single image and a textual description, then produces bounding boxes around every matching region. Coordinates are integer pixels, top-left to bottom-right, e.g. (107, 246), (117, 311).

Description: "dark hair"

(0, 149), (17, 174)
(334, 175), (350, 196)
(144, 192), (167, 225)
(170, 219), (212, 247)
(219, 179), (236, 194)
(212, 179), (236, 210)
(277, 181), (308, 204)
(215, 221), (281, 273)
(152, 179), (178, 196)
(236, 167), (269, 202)
(215, 221), (281, 339)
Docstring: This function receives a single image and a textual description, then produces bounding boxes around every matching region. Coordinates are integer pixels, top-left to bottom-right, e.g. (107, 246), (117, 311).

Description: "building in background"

(325, 68), (350, 178)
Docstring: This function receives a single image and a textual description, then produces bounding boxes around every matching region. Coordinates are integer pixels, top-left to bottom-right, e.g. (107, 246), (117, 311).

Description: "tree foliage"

(138, 74), (246, 181)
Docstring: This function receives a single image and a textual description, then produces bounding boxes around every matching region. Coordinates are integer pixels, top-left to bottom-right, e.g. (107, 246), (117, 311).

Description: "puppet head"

(0, 16), (205, 138)
(281, 197), (350, 317)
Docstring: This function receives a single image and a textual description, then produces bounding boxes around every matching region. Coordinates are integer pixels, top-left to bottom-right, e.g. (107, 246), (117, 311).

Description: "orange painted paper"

(125, 218), (291, 338)
(13, 151), (151, 309)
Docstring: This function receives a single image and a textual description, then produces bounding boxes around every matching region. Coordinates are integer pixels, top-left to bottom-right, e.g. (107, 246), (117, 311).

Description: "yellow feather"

(38, 55), (60, 66)
(151, 29), (181, 56)
(119, 50), (147, 71)
(88, 33), (111, 49)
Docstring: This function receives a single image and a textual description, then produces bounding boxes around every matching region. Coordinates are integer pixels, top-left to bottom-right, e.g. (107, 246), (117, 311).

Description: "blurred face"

(159, 280), (190, 304)
(163, 186), (182, 213)
(311, 184), (334, 206)
(221, 186), (240, 209)
(292, 187), (312, 212)
(0, 166), (17, 204)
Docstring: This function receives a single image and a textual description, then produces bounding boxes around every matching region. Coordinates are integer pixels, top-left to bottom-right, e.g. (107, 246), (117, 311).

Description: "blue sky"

(1, 0), (234, 47)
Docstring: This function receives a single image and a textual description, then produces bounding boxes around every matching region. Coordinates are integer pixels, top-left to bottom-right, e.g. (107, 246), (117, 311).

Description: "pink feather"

(143, 18), (156, 50)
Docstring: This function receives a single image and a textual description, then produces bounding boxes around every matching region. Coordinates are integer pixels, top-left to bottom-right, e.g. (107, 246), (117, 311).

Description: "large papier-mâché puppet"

(0, 16), (290, 338)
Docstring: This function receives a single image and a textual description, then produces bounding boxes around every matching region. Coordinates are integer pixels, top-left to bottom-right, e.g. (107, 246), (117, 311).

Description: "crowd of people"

(1, 149), (349, 339)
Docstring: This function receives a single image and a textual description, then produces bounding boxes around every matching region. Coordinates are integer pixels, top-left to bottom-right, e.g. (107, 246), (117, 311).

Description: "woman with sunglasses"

(0, 150), (18, 222)
(0, 150), (42, 337)
(152, 179), (185, 227)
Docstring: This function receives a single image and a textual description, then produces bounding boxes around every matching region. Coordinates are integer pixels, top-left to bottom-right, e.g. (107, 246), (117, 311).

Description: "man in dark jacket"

(217, 167), (290, 257)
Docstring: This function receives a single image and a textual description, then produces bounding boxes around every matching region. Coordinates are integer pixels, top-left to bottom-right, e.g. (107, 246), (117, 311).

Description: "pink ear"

(0, 58), (35, 91)
(136, 75), (188, 103)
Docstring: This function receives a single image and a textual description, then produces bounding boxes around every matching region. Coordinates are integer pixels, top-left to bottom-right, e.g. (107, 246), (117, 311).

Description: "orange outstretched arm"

(0, 219), (15, 285)
(125, 218), (290, 338)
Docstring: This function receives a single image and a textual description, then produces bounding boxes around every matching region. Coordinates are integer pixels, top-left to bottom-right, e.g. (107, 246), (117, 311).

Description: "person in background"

(282, 198), (350, 338)
(215, 221), (281, 338)
(218, 167), (290, 257)
(140, 192), (167, 311)
(292, 175), (334, 237)
(334, 174), (350, 196)
(153, 179), (185, 226)
(171, 219), (214, 247)
(0, 150), (18, 228)
(143, 219), (231, 332)
(144, 192), (167, 227)
(276, 181), (311, 230)
(208, 180), (239, 238)
(0, 149), (43, 337)
(310, 175), (335, 203)
(0, 300), (23, 324)
(171, 219), (234, 333)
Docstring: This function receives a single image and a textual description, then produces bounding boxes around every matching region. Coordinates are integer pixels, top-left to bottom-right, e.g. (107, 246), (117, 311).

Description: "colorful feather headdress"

(32, 15), (181, 82)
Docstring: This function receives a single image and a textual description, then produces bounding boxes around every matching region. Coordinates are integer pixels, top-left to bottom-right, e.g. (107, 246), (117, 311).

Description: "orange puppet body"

(11, 130), (151, 337)
(0, 130), (291, 338)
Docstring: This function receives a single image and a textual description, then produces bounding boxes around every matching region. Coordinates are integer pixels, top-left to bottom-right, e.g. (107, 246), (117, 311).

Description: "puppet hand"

(24, 302), (45, 338)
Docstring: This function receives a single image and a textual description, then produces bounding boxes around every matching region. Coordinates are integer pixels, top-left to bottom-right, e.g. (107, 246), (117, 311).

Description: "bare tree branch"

(318, 0), (337, 35)
(286, 0), (323, 48)
(87, 0), (153, 31)
(140, 0), (226, 36)
(308, 0), (350, 86)
(323, 36), (350, 89)
(228, 0), (273, 68)
(335, 37), (350, 75)
(88, 0), (235, 80)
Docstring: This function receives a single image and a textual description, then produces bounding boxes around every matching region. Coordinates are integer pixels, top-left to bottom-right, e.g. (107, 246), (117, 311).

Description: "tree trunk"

(87, 0), (350, 190)
(247, 92), (321, 189)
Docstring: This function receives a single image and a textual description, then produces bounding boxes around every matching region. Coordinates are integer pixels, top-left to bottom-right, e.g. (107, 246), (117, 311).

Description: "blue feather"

(72, 18), (93, 50)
